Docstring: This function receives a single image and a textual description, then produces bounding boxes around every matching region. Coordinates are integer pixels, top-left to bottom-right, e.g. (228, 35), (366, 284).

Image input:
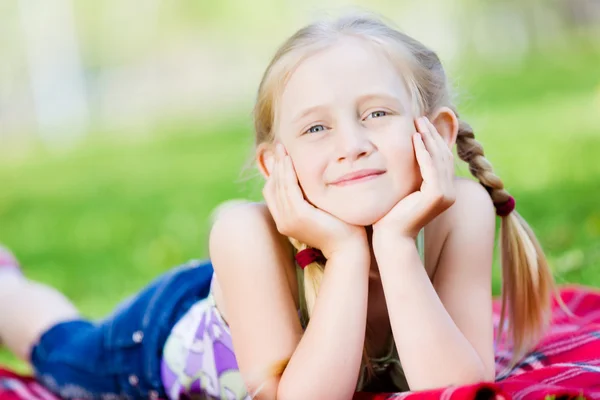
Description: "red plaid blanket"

(2, 286), (600, 400)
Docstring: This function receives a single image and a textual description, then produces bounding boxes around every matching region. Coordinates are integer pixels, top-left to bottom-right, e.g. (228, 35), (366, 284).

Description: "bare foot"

(0, 245), (21, 275)
(0, 245), (23, 347)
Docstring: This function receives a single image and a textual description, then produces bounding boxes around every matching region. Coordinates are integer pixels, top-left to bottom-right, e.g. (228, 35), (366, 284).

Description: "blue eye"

(366, 110), (388, 119)
(306, 125), (326, 134)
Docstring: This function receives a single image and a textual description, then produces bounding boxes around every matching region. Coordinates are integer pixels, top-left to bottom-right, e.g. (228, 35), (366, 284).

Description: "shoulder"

(425, 178), (495, 273)
(433, 177), (495, 241)
(447, 178), (495, 224)
(210, 200), (275, 236)
(209, 201), (294, 268)
(208, 200), (298, 299)
(429, 178), (494, 229)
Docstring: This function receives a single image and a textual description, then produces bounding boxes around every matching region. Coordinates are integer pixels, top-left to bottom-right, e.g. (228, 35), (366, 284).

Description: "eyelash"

(305, 125), (326, 134)
(303, 110), (389, 135)
(365, 110), (388, 119)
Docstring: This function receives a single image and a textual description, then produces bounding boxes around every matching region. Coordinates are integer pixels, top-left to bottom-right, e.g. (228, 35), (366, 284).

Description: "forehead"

(278, 37), (412, 120)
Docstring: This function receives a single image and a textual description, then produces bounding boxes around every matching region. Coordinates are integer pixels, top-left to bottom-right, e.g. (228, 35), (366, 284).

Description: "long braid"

(456, 120), (555, 365)
(455, 121), (511, 204)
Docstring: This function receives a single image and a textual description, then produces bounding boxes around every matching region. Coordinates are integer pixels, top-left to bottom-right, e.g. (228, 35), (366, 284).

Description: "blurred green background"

(1, 0), (600, 370)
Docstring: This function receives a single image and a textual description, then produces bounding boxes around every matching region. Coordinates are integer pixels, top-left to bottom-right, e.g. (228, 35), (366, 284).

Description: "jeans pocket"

(33, 320), (109, 374)
(31, 321), (123, 399)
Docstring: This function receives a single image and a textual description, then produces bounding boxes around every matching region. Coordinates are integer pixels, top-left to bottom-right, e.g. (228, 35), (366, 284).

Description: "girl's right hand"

(262, 144), (367, 259)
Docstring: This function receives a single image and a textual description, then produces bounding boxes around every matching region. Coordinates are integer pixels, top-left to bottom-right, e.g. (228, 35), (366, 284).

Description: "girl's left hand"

(373, 117), (456, 240)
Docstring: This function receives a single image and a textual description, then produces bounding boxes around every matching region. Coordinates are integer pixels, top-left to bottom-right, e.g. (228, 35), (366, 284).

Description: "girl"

(0, 13), (556, 400)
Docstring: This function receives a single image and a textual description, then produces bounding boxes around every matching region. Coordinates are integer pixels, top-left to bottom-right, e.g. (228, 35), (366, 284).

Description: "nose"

(335, 122), (375, 162)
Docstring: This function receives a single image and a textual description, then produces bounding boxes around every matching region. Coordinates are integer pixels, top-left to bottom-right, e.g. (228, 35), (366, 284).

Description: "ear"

(429, 107), (459, 149)
(256, 142), (276, 179)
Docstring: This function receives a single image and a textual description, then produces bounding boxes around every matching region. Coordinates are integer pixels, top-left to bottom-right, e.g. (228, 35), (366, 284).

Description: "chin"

(319, 199), (396, 226)
(305, 185), (410, 227)
(334, 208), (388, 226)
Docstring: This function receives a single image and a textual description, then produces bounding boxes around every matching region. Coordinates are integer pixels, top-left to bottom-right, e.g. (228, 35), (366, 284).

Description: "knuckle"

(262, 187), (273, 200)
(296, 213), (309, 227)
(430, 192), (444, 204)
(277, 221), (291, 236)
(447, 192), (457, 203)
(441, 191), (456, 205)
(289, 211), (302, 227)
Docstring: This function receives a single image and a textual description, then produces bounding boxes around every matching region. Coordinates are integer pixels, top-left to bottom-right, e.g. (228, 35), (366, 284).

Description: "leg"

(0, 247), (78, 361)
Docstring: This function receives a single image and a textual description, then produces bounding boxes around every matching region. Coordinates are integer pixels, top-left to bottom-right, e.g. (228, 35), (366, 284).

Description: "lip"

(329, 169), (386, 186)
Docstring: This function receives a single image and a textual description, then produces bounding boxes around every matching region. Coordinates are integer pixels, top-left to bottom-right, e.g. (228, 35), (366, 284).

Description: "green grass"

(1, 50), (599, 370)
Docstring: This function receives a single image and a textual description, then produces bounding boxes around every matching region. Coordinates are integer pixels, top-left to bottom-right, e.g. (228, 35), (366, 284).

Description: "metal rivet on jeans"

(132, 331), (144, 343)
(128, 375), (139, 386)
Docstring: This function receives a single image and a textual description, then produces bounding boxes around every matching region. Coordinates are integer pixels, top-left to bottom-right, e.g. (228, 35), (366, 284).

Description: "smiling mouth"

(330, 169), (386, 186)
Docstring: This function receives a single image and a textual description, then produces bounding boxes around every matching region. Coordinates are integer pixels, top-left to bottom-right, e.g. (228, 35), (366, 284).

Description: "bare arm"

(210, 203), (370, 400)
(279, 241), (370, 400)
(373, 180), (496, 390)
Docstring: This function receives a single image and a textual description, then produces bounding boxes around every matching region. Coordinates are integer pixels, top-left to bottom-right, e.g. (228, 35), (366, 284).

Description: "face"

(271, 37), (422, 226)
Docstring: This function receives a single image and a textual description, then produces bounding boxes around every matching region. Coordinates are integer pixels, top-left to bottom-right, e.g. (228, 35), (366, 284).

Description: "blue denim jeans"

(30, 259), (214, 399)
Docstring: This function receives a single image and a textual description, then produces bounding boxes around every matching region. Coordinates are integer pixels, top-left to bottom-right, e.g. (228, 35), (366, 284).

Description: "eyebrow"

(357, 92), (405, 111)
(293, 104), (329, 124)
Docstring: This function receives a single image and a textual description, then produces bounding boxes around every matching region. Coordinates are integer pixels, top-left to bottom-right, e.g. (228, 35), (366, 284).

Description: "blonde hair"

(252, 12), (557, 387)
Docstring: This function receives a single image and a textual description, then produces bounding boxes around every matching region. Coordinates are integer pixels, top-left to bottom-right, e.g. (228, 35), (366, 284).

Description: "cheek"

(384, 132), (421, 192)
(290, 153), (325, 200)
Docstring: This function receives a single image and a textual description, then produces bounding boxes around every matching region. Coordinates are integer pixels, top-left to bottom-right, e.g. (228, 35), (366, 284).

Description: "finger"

(282, 154), (311, 215)
(415, 117), (438, 157)
(420, 118), (452, 181)
(423, 118), (455, 180)
(278, 144), (294, 206)
(274, 146), (289, 214)
(263, 146), (279, 205)
(413, 133), (436, 182)
(416, 128), (454, 205)
(269, 145), (282, 210)
(424, 117), (452, 156)
(262, 173), (280, 222)
(263, 183), (280, 223)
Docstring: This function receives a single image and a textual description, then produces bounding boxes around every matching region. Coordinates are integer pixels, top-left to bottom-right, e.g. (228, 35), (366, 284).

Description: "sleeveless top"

(160, 230), (425, 399)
